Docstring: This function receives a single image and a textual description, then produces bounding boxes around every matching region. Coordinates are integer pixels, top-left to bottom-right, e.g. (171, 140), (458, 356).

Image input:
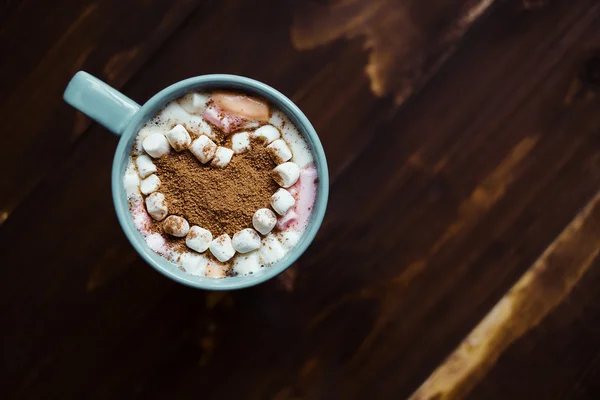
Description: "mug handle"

(63, 71), (141, 136)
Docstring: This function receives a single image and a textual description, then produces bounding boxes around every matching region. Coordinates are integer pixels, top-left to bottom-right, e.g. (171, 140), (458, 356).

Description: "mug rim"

(111, 74), (329, 290)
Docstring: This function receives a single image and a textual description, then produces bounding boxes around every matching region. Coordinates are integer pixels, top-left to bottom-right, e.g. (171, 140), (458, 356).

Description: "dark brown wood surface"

(1, 0), (600, 399)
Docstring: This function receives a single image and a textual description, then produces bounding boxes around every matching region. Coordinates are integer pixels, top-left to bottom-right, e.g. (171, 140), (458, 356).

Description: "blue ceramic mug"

(63, 71), (329, 290)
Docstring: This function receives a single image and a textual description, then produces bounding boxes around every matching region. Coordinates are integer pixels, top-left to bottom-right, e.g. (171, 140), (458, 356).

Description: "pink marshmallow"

(291, 165), (318, 230)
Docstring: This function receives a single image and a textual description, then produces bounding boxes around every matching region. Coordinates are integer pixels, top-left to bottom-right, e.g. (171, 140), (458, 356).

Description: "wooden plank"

(291, 0), (498, 103)
(0, 0), (496, 224)
(0, 0), (204, 222)
(282, 2), (600, 398)
(468, 257), (600, 399)
(2, 0), (600, 399)
(0, 0), (361, 396)
(412, 190), (600, 399)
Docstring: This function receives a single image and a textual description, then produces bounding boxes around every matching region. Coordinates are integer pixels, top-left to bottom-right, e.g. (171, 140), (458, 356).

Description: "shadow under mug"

(63, 71), (329, 290)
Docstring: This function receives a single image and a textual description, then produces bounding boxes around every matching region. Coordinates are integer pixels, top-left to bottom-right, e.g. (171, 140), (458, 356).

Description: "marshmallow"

(145, 192), (168, 221)
(252, 208), (277, 235)
(143, 133), (170, 158)
(190, 135), (217, 164)
(205, 260), (227, 278)
(146, 232), (167, 253)
(162, 215), (190, 237)
(192, 93), (209, 112)
(231, 131), (250, 153)
(179, 252), (209, 276)
(233, 250), (261, 275)
(267, 139), (292, 163)
(232, 228), (261, 253)
(185, 226), (213, 253)
(209, 234), (236, 262)
(271, 188), (295, 215)
(135, 155), (157, 178)
(210, 146), (234, 168)
(124, 165), (141, 197)
(165, 124), (191, 152)
(197, 120), (215, 139)
(140, 174), (161, 195)
(180, 93), (210, 114)
(272, 162), (300, 188)
(253, 124), (280, 144)
(280, 230), (301, 250)
(277, 210), (298, 230)
(260, 234), (287, 265)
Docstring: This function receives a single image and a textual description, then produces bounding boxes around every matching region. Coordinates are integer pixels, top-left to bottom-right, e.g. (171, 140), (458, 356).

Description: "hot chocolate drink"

(123, 90), (318, 278)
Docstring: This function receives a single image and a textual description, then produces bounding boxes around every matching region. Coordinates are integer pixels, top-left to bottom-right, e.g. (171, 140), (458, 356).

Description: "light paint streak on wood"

(291, 0), (496, 102)
(410, 189), (600, 400)
(461, 0), (495, 24)
(310, 136), (539, 338)
(355, 136), (538, 355)
(392, 135), (539, 287)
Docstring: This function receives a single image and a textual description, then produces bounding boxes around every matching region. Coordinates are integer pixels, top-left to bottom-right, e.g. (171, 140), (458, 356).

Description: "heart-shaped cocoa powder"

(153, 138), (278, 238)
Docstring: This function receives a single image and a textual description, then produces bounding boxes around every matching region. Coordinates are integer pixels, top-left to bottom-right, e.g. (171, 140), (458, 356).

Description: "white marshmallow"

(192, 93), (209, 112)
(143, 133), (170, 158)
(124, 164), (141, 197)
(162, 215), (190, 237)
(190, 135), (217, 164)
(253, 124), (280, 144)
(209, 234), (236, 262)
(210, 146), (234, 168)
(272, 162), (300, 188)
(185, 226), (213, 253)
(140, 174), (161, 195)
(260, 234), (287, 265)
(197, 119), (215, 139)
(245, 121), (260, 130)
(271, 188), (295, 215)
(267, 139), (292, 163)
(205, 260), (227, 278)
(180, 93), (209, 114)
(232, 228), (261, 253)
(145, 232), (167, 253)
(135, 155), (157, 178)
(231, 131), (250, 153)
(279, 230), (301, 250)
(136, 125), (163, 153)
(165, 124), (191, 152)
(145, 192), (168, 221)
(252, 208), (277, 235)
(179, 252), (209, 276)
(277, 210), (298, 230)
(233, 250), (261, 275)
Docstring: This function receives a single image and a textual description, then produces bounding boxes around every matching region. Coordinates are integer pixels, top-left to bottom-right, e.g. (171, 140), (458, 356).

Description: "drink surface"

(123, 91), (318, 278)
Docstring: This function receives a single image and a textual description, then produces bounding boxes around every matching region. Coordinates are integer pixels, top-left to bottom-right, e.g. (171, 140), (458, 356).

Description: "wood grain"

(0, 0), (204, 223)
(1, 0), (600, 399)
(411, 190), (600, 399)
(292, 0), (497, 102)
(468, 255), (600, 400)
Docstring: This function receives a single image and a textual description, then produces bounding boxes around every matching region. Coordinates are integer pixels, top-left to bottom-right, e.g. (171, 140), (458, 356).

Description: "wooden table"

(2, 0), (600, 398)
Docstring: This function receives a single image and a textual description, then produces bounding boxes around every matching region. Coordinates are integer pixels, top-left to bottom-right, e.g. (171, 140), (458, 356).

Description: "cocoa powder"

(154, 140), (278, 237)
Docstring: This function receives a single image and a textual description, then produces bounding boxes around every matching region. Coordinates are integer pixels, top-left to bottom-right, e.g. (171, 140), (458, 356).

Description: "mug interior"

(111, 75), (329, 290)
